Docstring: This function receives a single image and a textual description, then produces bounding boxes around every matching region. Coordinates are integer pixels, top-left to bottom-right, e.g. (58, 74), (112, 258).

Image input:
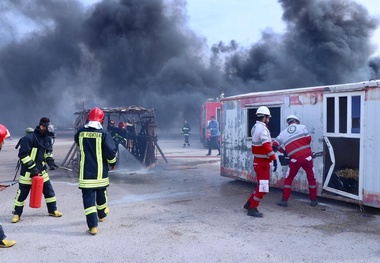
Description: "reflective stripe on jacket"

(75, 127), (117, 189)
(251, 121), (275, 161)
(18, 128), (53, 185)
(273, 123), (312, 159)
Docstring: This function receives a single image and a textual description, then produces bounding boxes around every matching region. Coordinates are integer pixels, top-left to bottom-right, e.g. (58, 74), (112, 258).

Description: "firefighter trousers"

(81, 187), (108, 229)
(13, 180), (57, 216)
(0, 225), (6, 240)
(247, 160), (271, 209)
(282, 156), (317, 201)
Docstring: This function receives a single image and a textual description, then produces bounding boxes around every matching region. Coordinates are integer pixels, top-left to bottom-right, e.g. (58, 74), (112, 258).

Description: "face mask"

(46, 124), (56, 138)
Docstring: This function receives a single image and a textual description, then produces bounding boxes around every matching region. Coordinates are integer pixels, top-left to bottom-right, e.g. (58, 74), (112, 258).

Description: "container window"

(351, 96), (360, 133)
(247, 107), (281, 138)
(339, 97), (347, 133)
(326, 97), (335, 133)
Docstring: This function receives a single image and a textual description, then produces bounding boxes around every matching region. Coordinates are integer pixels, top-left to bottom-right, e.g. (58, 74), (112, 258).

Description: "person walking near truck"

(74, 107), (117, 235)
(181, 120), (191, 148)
(273, 115), (318, 207)
(206, 116), (220, 156)
(0, 124), (16, 248)
(244, 106), (276, 217)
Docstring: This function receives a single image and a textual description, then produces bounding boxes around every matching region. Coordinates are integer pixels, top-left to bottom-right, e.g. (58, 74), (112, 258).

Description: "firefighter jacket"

(208, 120), (220, 137)
(251, 121), (276, 162)
(113, 127), (128, 146)
(181, 123), (191, 135)
(74, 126), (117, 189)
(18, 127), (54, 185)
(273, 123), (312, 159)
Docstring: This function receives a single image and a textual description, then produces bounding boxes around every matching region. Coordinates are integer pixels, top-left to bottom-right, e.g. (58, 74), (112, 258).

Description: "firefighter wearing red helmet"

(0, 124), (16, 248)
(74, 107), (117, 235)
(244, 106), (276, 217)
(113, 121), (128, 149)
(11, 117), (62, 224)
(273, 115), (318, 207)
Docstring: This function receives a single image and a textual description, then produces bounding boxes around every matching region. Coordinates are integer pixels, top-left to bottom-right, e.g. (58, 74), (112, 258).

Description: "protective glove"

(30, 167), (40, 177)
(46, 158), (59, 170)
(273, 159), (278, 172)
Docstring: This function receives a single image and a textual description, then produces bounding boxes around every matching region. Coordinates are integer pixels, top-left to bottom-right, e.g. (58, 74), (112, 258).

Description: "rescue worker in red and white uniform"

(74, 107), (117, 235)
(244, 106), (276, 217)
(0, 124), (16, 248)
(273, 115), (318, 207)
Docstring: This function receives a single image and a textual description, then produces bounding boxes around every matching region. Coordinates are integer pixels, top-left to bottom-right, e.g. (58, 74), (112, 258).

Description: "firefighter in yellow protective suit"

(0, 124), (16, 248)
(74, 107), (117, 235)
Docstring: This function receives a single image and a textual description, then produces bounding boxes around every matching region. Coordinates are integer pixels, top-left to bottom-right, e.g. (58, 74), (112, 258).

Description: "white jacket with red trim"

(273, 123), (312, 159)
(251, 121), (276, 162)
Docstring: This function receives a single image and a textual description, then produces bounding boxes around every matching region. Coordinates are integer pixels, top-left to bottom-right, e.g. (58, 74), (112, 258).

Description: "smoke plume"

(0, 0), (379, 135)
(223, 0), (380, 93)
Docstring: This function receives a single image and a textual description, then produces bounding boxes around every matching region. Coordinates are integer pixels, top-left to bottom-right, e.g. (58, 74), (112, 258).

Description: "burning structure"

(62, 106), (166, 172)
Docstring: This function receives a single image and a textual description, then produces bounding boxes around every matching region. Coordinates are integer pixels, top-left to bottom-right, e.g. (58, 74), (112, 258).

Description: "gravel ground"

(0, 133), (379, 262)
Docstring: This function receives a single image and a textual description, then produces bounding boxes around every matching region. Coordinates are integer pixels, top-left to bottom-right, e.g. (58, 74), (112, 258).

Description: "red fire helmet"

(0, 124), (11, 143)
(88, 107), (104, 122)
(118, 122), (126, 129)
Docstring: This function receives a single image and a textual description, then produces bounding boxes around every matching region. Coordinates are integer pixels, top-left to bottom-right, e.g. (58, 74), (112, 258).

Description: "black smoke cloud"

(223, 0), (380, 93)
(0, 0), (225, 134)
(0, 0), (379, 135)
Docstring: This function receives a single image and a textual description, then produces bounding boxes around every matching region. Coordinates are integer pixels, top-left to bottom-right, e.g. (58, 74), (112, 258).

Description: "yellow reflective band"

(80, 132), (102, 139)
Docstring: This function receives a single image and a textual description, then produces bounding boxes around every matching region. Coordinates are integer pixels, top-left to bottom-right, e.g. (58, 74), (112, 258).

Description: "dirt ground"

(0, 132), (380, 263)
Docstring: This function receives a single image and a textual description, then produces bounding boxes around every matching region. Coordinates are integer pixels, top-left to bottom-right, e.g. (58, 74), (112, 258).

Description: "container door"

(322, 92), (363, 201)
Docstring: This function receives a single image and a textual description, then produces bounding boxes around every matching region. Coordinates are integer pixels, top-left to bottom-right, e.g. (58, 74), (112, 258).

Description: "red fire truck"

(199, 99), (221, 147)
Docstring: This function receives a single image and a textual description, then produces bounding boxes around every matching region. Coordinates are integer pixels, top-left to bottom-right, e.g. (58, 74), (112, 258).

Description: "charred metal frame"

(61, 106), (167, 172)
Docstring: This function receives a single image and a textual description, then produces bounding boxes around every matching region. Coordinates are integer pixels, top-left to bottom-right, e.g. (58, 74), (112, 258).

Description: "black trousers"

(13, 180), (57, 215)
(81, 187), (108, 229)
(0, 225), (5, 240)
(208, 136), (220, 154)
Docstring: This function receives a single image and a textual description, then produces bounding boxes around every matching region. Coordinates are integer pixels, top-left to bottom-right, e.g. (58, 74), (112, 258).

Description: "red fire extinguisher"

(30, 175), (43, 208)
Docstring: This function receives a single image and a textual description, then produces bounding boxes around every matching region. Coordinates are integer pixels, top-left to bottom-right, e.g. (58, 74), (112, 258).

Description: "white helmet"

(286, 115), (300, 124)
(256, 106), (271, 117)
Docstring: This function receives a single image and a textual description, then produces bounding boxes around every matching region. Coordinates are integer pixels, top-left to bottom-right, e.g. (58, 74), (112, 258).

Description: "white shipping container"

(220, 79), (380, 208)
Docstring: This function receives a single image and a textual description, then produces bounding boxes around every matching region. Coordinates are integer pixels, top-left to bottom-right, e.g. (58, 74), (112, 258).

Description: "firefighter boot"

(49, 211), (63, 217)
(247, 208), (263, 218)
(243, 201), (251, 210)
(11, 215), (20, 223)
(89, 227), (97, 235)
(277, 199), (288, 207)
(99, 207), (109, 222)
(0, 239), (16, 248)
(310, 200), (318, 207)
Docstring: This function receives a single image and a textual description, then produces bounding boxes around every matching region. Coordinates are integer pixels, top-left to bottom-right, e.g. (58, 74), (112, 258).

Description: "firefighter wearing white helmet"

(273, 115), (318, 207)
(244, 106), (276, 217)
(0, 124), (16, 248)
(256, 106), (271, 117)
(286, 115), (300, 124)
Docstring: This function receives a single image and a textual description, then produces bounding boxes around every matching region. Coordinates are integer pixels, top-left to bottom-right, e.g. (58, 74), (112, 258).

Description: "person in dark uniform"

(11, 117), (62, 223)
(181, 120), (191, 147)
(74, 107), (117, 235)
(0, 124), (16, 248)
